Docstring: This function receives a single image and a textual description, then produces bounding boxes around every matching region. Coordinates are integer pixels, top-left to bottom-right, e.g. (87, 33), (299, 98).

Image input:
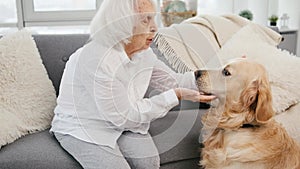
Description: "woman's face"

(125, 0), (157, 56)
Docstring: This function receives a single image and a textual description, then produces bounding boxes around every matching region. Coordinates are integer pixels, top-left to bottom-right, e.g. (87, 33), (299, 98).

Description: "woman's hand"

(174, 88), (216, 103)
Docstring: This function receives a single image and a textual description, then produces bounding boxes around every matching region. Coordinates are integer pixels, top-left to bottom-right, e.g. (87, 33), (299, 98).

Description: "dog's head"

(195, 59), (275, 129)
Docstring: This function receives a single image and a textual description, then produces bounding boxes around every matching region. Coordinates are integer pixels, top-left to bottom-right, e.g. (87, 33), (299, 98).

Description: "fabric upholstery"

(0, 130), (82, 169)
(33, 34), (89, 95)
(150, 109), (205, 165)
(161, 158), (202, 169)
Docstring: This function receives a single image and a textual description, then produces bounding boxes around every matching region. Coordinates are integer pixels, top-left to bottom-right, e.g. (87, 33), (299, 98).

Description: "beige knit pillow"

(0, 30), (56, 148)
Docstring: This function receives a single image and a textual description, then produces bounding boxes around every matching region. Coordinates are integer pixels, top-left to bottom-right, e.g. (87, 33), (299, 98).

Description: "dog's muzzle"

(194, 70), (203, 80)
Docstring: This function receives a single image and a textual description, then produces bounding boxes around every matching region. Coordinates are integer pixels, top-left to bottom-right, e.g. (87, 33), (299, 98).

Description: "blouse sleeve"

(79, 63), (179, 134)
(149, 58), (198, 92)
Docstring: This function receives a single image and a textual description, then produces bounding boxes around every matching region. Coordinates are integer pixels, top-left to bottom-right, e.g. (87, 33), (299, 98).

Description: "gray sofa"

(0, 34), (208, 169)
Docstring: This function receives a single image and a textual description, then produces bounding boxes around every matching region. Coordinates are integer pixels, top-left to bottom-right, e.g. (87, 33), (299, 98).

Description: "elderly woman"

(50, 0), (215, 168)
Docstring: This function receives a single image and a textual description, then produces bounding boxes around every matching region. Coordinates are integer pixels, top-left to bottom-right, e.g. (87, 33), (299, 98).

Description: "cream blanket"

(184, 14), (282, 47)
(154, 14), (282, 72)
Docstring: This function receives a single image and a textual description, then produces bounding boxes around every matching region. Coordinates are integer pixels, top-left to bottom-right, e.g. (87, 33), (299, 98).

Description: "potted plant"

(239, 10), (253, 21)
(269, 15), (278, 26)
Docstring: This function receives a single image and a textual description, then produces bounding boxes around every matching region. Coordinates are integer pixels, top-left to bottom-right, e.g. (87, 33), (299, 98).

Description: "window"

(0, 0), (103, 34)
(26, 25), (90, 34)
(0, 0), (17, 26)
(0, 0), (18, 34)
(23, 0), (102, 26)
(33, 0), (96, 12)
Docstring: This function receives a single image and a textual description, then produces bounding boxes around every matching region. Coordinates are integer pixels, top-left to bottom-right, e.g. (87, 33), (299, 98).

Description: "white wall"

(278, 0), (299, 28)
(268, 0), (279, 17)
(248, 0), (269, 25)
(234, 0), (269, 26)
(233, 0), (248, 14)
(198, 0), (234, 15)
(199, 0), (270, 26)
(278, 0), (300, 55)
(195, 0), (299, 55)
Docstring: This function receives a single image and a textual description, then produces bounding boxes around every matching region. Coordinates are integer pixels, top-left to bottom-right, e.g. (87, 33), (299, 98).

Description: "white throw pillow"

(217, 24), (300, 114)
(0, 30), (56, 148)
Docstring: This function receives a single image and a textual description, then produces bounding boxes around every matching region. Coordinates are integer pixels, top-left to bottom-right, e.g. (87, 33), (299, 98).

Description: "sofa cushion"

(0, 30), (56, 149)
(150, 109), (205, 165)
(33, 34), (89, 95)
(0, 130), (82, 169)
(160, 158), (201, 169)
(0, 109), (205, 168)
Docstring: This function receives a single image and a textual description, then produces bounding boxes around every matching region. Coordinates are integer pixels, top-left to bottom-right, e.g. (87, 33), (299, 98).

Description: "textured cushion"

(0, 30), (56, 148)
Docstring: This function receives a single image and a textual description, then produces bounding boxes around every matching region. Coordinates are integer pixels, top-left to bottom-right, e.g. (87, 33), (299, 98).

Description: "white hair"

(89, 0), (156, 48)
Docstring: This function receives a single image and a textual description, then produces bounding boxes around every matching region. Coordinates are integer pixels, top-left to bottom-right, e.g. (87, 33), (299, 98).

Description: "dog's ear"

(254, 77), (274, 124)
(241, 78), (274, 124)
(241, 80), (259, 108)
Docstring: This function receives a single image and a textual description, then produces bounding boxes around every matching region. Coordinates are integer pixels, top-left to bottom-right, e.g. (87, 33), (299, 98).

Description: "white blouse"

(50, 41), (197, 148)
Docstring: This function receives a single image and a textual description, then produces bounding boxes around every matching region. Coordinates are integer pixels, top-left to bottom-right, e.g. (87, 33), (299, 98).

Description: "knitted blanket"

(153, 14), (282, 72)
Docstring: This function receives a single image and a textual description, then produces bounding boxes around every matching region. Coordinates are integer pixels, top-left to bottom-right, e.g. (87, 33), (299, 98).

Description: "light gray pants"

(54, 132), (160, 169)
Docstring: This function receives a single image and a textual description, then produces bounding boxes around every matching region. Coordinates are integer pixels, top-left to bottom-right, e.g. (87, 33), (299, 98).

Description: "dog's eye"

(222, 69), (231, 76)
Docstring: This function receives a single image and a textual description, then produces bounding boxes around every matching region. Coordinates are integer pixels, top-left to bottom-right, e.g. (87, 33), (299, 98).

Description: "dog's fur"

(196, 59), (300, 169)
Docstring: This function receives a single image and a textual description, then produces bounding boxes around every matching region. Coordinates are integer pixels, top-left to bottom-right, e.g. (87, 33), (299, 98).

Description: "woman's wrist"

(174, 88), (181, 100)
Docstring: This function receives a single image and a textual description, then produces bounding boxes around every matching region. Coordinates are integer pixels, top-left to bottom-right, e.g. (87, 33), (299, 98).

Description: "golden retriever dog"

(195, 59), (300, 169)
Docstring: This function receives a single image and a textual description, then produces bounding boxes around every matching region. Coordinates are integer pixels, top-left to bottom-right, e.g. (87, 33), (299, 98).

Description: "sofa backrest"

(33, 34), (89, 95)
(0, 33), (202, 110)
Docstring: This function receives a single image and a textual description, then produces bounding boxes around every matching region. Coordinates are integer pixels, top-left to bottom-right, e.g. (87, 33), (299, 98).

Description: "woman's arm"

(149, 58), (197, 92)
(81, 69), (179, 133)
(149, 57), (216, 103)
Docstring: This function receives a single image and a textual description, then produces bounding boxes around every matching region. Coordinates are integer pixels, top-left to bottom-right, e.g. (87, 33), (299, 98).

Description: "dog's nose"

(194, 70), (202, 80)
